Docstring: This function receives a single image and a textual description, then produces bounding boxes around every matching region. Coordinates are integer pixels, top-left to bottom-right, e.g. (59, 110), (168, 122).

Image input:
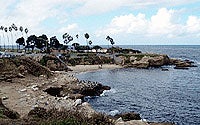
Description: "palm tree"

(0, 26), (5, 50)
(106, 36), (115, 47)
(63, 33), (73, 51)
(9, 27), (14, 50)
(84, 33), (89, 45)
(89, 40), (92, 46)
(0, 26), (4, 50)
(25, 28), (28, 38)
(11, 23), (18, 51)
(4, 27), (9, 50)
(84, 33), (90, 52)
(19, 26), (23, 37)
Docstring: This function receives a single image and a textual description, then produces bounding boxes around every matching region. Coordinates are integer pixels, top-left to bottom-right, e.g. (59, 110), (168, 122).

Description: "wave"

(100, 88), (116, 97)
(108, 110), (119, 116)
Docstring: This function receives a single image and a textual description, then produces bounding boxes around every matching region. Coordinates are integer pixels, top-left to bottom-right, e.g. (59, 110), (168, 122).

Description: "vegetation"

(0, 107), (114, 125)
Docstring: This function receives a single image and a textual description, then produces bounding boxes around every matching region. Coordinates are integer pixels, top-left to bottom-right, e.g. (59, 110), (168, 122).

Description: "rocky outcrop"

(127, 55), (170, 68)
(44, 81), (111, 99)
(170, 58), (197, 69)
(115, 112), (141, 121)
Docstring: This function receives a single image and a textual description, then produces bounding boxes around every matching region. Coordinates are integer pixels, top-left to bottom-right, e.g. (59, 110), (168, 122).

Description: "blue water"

(77, 45), (200, 125)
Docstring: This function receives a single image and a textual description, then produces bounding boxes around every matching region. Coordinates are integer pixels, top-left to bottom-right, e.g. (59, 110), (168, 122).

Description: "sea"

(76, 45), (200, 125)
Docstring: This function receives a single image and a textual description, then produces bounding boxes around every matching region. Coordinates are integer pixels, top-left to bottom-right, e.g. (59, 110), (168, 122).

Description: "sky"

(0, 0), (200, 45)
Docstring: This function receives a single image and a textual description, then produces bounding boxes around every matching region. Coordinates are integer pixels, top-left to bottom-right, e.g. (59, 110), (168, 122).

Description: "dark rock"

(162, 68), (169, 71)
(28, 107), (50, 119)
(114, 112), (141, 121)
(44, 87), (63, 97)
(174, 67), (189, 70)
(81, 83), (111, 96)
(149, 122), (175, 125)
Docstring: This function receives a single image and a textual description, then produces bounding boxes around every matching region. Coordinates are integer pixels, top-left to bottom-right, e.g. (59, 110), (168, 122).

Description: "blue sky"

(0, 0), (200, 45)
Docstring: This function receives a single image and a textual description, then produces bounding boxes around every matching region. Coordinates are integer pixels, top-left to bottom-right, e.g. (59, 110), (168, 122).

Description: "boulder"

(115, 112), (141, 121)
(80, 83), (111, 96)
(149, 55), (170, 67)
(115, 120), (149, 125)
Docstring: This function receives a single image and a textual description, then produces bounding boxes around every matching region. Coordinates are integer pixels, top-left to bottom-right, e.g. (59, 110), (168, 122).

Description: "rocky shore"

(1, 53), (196, 124)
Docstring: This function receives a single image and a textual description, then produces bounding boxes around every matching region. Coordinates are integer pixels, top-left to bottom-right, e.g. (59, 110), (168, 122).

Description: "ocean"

(77, 45), (200, 125)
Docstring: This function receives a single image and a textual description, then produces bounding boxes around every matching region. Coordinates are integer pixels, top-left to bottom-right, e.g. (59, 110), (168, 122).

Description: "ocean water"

(76, 45), (200, 125)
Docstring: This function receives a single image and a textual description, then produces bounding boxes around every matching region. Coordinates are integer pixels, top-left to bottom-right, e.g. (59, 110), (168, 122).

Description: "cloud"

(58, 23), (79, 33)
(186, 16), (200, 33)
(74, 0), (199, 15)
(96, 8), (200, 39)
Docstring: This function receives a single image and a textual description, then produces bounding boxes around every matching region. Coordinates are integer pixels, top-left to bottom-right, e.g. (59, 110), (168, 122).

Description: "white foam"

(100, 89), (116, 96)
(108, 110), (119, 116)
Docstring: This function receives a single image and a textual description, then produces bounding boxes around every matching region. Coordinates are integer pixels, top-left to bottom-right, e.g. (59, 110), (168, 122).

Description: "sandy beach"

(68, 64), (123, 74)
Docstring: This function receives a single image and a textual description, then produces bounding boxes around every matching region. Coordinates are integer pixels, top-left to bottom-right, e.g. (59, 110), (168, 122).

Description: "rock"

(162, 68), (169, 71)
(20, 89), (27, 92)
(124, 120), (149, 125)
(74, 99), (82, 106)
(149, 122), (175, 125)
(17, 65), (26, 74)
(31, 85), (39, 91)
(132, 61), (149, 68)
(68, 94), (84, 100)
(2, 96), (9, 100)
(78, 102), (97, 118)
(28, 107), (50, 119)
(80, 83), (111, 96)
(149, 55), (170, 67)
(131, 56), (150, 68)
(0, 77), (5, 81)
(17, 73), (25, 78)
(5, 79), (12, 82)
(174, 66), (189, 70)
(115, 112), (141, 121)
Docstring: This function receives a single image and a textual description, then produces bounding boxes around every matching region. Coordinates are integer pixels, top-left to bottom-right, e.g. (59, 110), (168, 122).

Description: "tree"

(26, 35), (37, 52)
(11, 24), (18, 50)
(63, 33), (73, 45)
(25, 28), (28, 39)
(84, 33), (89, 45)
(16, 37), (25, 51)
(9, 27), (14, 50)
(50, 36), (60, 49)
(36, 34), (49, 51)
(106, 36), (115, 46)
(72, 42), (80, 50)
(84, 33), (90, 52)
(4, 27), (9, 50)
(0, 26), (4, 50)
(19, 26), (23, 36)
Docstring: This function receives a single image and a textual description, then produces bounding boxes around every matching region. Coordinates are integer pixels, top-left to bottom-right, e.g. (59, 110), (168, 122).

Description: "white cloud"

(186, 16), (200, 33)
(58, 23), (79, 33)
(96, 8), (200, 39)
(96, 13), (148, 36)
